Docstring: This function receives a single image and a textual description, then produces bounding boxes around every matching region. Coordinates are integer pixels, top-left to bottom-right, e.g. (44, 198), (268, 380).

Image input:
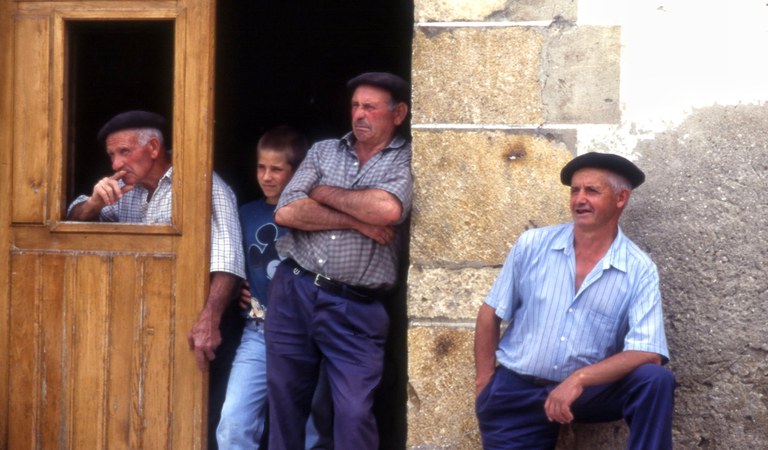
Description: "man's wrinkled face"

(106, 130), (157, 188)
(350, 85), (405, 148)
(569, 168), (626, 230)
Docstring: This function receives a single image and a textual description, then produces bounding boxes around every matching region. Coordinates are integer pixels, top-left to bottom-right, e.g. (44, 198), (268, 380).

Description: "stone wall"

(407, 1), (768, 449)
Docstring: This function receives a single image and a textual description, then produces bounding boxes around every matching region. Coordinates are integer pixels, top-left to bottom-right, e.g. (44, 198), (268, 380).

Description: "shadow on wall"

(621, 104), (768, 449)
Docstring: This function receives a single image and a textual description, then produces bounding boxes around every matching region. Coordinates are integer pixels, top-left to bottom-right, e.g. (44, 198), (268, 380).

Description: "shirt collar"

(553, 223), (629, 273)
(340, 132), (408, 152)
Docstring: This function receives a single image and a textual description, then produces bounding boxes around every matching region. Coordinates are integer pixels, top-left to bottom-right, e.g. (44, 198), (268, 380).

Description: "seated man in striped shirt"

(474, 152), (675, 450)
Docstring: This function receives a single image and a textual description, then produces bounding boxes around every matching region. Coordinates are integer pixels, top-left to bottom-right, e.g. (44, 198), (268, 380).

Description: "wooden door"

(0, 1), (217, 448)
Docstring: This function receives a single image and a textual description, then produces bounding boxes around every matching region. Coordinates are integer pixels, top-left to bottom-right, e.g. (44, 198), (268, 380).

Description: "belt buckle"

(314, 273), (331, 287)
(248, 297), (267, 320)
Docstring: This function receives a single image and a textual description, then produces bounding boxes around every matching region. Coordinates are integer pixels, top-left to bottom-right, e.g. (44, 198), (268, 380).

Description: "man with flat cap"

(67, 110), (245, 372)
(474, 152), (675, 449)
(265, 72), (412, 450)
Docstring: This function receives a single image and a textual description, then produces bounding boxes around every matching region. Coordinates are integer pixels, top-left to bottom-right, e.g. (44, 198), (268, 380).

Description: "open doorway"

(211, 1), (414, 449)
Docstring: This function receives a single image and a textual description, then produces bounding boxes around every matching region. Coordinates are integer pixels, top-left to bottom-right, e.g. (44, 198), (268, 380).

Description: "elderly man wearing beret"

(474, 153), (676, 449)
(264, 72), (412, 450)
(67, 111), (245, 372)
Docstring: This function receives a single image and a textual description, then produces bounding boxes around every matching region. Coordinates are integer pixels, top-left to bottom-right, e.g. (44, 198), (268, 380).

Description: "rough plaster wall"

(624, 105), (768, 448)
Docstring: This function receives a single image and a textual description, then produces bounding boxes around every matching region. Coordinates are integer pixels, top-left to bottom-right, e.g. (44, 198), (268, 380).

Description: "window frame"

(50, 8), (184, 236)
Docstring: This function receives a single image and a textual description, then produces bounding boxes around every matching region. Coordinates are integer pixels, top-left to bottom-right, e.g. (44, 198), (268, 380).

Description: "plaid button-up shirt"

(68, 167), (245, 278)
(276, 133), (412, 289)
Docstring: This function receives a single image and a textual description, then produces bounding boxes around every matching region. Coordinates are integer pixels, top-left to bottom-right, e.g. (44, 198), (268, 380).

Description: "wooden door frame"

(0, 1), (13, 448)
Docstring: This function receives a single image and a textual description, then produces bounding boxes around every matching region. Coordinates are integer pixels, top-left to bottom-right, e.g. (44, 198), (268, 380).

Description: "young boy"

(217, 126), (330, 449)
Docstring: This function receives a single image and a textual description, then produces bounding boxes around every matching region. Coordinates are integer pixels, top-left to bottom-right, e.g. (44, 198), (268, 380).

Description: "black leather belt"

(284, 259), (385, 302)
(506, 367), (558, 387)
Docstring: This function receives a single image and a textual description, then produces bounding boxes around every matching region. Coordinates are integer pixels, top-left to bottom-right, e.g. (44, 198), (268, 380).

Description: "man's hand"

(542, 351), (662, 423)
(187, 308), (222, 371)
(544, 374), (584, 424)
(186, 272), (240, 372)
(67, 170), (135, 221)
(355, 222), (395, 245)
(91, 170), (134, 207)
(475, 372), (494, 398)
(239, 280), (252, 310)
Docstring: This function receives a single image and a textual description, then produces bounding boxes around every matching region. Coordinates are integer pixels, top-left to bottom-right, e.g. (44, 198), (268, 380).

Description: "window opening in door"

(66, 20), (174, 222)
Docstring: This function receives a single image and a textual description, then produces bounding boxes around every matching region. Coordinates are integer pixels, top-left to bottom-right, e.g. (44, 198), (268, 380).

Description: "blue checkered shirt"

(486, 223), (669, 382)
(68, 167), (245, 278)
(276, 133), (412, 289)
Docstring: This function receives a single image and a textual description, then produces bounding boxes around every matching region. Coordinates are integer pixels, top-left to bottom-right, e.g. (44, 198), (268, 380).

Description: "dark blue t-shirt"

(239, 198), (286, 307)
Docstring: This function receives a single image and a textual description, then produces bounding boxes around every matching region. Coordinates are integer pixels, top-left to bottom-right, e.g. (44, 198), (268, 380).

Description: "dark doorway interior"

(214, 1), (413, 203)
(66, 20), (174, 208)
(211, 2), (413, 449)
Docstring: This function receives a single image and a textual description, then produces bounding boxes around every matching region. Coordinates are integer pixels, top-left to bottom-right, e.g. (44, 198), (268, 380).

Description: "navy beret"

(97, 110), (167, 146)
(560, 152), (645, 188)
(347, 72), (410, 105)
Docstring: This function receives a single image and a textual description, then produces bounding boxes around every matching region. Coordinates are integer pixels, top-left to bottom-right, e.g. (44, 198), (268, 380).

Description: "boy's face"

(257, 149), (294, 205)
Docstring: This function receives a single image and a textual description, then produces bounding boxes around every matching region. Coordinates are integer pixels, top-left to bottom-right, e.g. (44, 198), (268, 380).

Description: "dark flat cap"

(560, 152), (645, 188)
(347, 72), (410, 104)
(97, 110), (167, 145)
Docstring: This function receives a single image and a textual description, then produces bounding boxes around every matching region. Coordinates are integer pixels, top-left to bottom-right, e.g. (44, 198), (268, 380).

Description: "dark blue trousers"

(476, 364), (676, 450)
(265, 261), (389, 450)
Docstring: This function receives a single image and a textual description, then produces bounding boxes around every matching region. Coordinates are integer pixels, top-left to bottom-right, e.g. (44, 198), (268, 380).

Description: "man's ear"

(148, 137), (161, 159)
(393, 102), (408, 126)
(616, 188), (630, 209)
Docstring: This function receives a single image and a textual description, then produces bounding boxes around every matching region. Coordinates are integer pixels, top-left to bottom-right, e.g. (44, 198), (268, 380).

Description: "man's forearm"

(203, 271), (241, 320)
(567, 350), (662, 388)
(310, 185), (402, 226)
(67, 197), (102, 221)
(474, 303), (502, 394)
(275, 197), (365, 231)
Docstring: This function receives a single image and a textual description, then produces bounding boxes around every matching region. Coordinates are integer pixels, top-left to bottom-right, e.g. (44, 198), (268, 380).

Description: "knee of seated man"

(631, 363), (676, 391)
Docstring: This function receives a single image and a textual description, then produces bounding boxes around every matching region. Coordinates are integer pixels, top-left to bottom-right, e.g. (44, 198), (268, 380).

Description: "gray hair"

(135, 128), (164, 147)
(605, 171), (632, 194)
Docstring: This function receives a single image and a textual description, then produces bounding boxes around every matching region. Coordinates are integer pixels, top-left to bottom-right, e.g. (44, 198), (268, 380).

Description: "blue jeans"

(217, 320), (333, 449)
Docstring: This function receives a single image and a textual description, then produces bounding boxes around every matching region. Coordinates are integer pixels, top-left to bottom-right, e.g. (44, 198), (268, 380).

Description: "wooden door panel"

(12, 15), (50, 224)
(8, 252), (41, 450)
(40, 253), (69, 450)
(139, 255), (175, 450)
(105, 255), (140, 450)
(72, 253), (112, 448)
(9, 252), (178, 449)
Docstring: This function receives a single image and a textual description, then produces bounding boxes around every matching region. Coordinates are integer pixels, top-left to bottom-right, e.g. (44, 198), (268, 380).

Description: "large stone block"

(415, 0), (576, 23)
(410, 129), (572, 266)
(412, 26), (544, 124)
(542, 25), (621, 124)
(407, 265), (499, 321)
(407, 326), (479, 449)
(556, 422), (628, 449)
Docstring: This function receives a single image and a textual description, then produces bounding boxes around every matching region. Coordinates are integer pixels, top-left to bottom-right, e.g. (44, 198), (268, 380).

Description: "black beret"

(347, 72), (410, 105)
(97, 110), (167, 146)
(560, 152), (645, 188)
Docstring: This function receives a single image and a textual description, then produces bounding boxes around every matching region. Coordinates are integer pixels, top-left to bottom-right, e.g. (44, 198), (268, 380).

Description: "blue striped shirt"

(485, 223), (669, 382)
